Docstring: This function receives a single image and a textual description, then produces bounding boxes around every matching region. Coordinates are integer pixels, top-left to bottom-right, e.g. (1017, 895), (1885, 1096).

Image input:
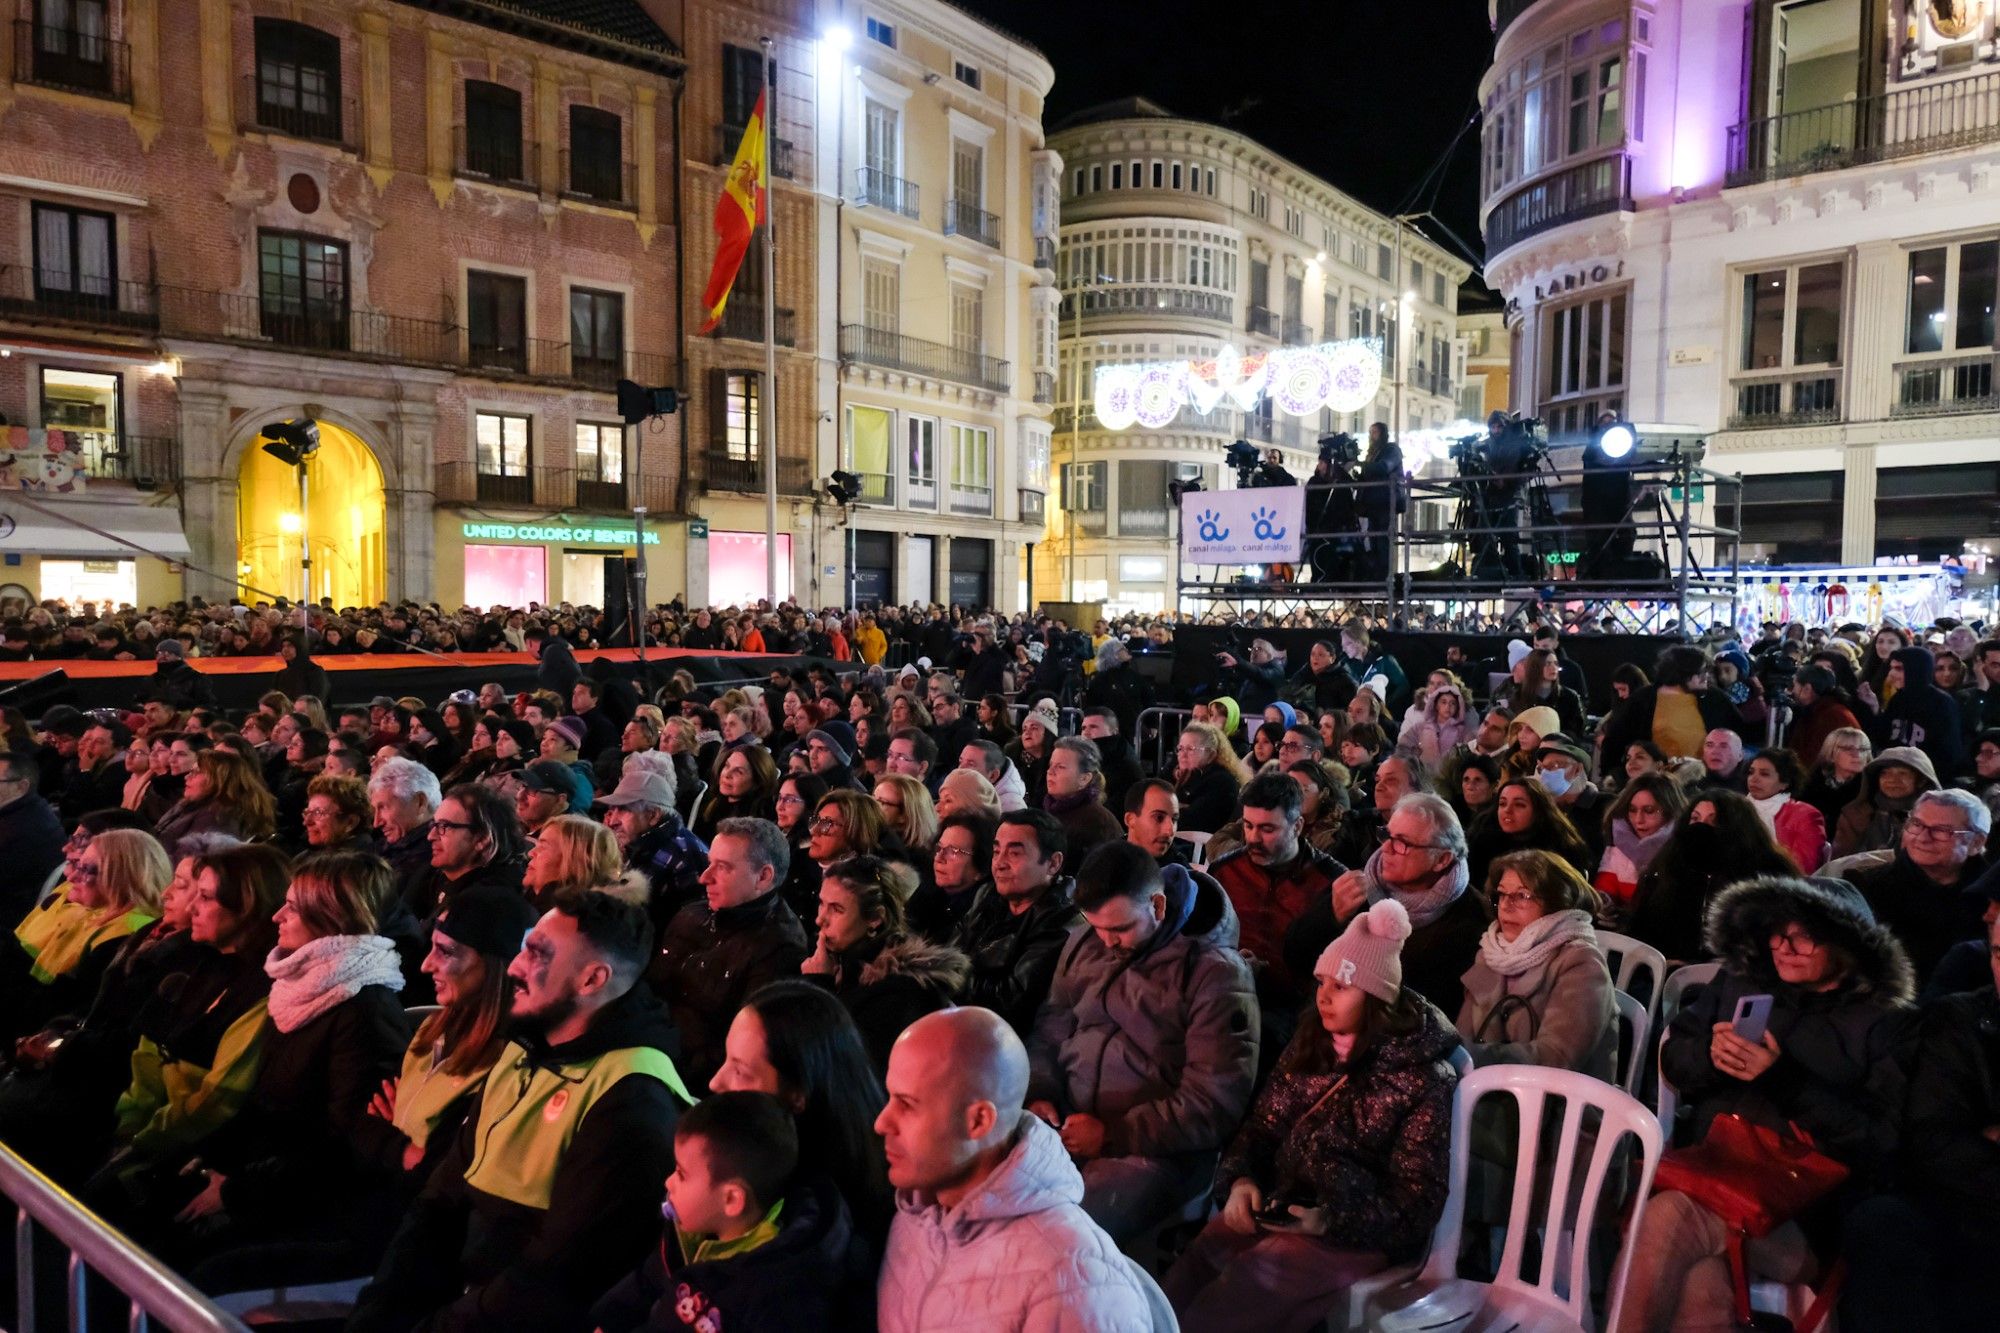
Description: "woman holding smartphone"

(1615, 874), (1917, 1331)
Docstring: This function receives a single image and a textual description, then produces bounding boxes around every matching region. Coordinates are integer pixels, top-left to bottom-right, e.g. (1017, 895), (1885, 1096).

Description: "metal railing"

(560, 150), (634, 206)
(849, 470), (893, 504)
(1246, 305), (1280, 338)
(1726, 70), (2000, 187)
(1280, 315), (1313, 346)
(854, 167), (919, 219)
(71, 432), (179, 485)
(157, 285), (461, 362)
(1033, 370), (1056, 404)
(239, 74), (355, 147)
(839, 324), (1011, 393)
(1892, 352), (1999, 417)
(716, 123), (795, 179)
(435, 461), (575, 508)
(701, 449), (812, 495)
(2, 1141), (250, 1332)
(1061, 286), (1233, 322)
(1120, 508), (1170, 538)
(0, 263), (157, 328)
(464, 335), (568, 379)
(944, 198), (1000, 248)
(569, 347), (623, 389)
(1033, 235), (1056, 271)
(15, 20), (130, 99)
(574, 475), (628, 510)
(1727, 368), (1842, 428)
(453, 125), (536, 189)
(709, 301), (797, 346)
(1073, 508), (1108, 535)
(907, 476), (937, 510)
(1134, 705), (1193, 777)
(1483, 152), (1631, 255)
(948, 483), (993, 516)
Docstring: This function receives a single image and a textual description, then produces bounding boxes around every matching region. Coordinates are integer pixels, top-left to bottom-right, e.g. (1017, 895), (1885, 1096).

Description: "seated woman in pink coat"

(1745, 748), (1827, 873)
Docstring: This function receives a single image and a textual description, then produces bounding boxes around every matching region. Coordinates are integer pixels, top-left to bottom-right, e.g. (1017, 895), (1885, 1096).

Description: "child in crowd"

(591, 1091), (871, 1333)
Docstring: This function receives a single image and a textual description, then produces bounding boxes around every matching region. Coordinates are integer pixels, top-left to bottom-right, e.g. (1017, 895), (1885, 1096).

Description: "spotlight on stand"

(616, 379), (680, 427)
(826, 469), (861, 507)
(259, 418), (321, 466)
(1167, 476), (1204, 505)
(1597, 421), (1638, 460)
(1580, 417), (1641, 574)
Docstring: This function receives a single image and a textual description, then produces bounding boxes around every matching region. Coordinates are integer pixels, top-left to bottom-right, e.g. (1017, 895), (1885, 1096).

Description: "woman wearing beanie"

(1165, 898), (1460, 1332)
(1006, 703), (1060, 809)
(1502, 705), (1562, 784)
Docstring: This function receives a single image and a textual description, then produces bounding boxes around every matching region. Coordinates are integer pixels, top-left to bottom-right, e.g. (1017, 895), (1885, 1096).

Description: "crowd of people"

(1, 592), (1998, 1332)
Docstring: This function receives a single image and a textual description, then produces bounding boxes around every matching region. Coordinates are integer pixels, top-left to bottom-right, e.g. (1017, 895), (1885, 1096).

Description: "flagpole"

(761, 37), (779, 607)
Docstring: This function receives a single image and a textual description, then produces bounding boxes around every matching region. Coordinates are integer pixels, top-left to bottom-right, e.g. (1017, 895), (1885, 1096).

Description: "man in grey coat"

(1027, 841), (1260, 1242)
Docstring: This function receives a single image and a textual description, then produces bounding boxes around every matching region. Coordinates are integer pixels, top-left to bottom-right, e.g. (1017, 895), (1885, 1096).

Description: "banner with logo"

(1178, 486), (1304, 564)
(0, 427), (87, 493)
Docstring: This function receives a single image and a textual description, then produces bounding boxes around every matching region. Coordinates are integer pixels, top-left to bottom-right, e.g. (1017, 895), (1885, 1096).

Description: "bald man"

(874, 1009), (1173, 1332)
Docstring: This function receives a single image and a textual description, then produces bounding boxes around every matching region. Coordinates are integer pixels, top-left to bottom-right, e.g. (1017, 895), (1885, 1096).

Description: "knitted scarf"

(1361, 845), (1470, 930)
(1478, 907), (1597, 978)
(265, 933), (404, 1033)
(1610, 818), (1676, 878)
(1043, 778), (1105, 818)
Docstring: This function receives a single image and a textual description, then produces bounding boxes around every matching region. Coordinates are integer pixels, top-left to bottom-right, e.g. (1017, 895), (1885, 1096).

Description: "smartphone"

(1731, 993), (1774, 1044)
(1252, 1198), (1303, 1229)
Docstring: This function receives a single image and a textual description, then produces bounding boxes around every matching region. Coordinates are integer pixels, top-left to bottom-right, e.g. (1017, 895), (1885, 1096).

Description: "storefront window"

(39, 558), (136, 607)
(710, 531), (792, 606)
(464, 543), (545, 609)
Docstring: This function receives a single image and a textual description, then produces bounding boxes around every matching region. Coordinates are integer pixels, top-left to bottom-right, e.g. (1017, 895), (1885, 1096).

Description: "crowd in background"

(0, 592), (1998, 1332)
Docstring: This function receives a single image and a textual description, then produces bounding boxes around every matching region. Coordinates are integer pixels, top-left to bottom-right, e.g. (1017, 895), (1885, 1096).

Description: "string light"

(1092, 337), (1384, 430)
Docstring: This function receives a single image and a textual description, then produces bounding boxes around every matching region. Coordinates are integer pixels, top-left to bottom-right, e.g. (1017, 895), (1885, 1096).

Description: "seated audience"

(600, 770), (707, 923)
(1626, 791), (1799, 962)
(802, 854), (969, 1072)
(1848, 788), (1989, 985)
(907, 811), (995, 944)
(1744, 746), (1828, 872)
(1831, 745), (1938, 858)
(1041, 736), (1123, 868)
(1592, 771), (1686, 911)
(3, 825), (165, 1043)
(1465, 777), (1593, 886)
(950, 810), (1083, 1035)
(1173, 722), (1246, 834)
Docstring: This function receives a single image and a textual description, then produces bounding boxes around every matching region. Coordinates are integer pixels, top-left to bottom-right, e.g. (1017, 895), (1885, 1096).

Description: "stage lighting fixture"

(617, 379), (681, 427)
(826, 469), (861, 506)
(259, 418), (321, 467)
(1597, 421), (1638, 459)
(1167, 477), (1204, 505)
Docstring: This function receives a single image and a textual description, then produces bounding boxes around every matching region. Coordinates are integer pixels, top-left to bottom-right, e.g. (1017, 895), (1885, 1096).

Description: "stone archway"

(235, 419), (387, 606)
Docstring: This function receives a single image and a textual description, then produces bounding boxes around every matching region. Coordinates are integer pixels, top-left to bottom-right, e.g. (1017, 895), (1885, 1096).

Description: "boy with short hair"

(591, 1091), (871, 1332)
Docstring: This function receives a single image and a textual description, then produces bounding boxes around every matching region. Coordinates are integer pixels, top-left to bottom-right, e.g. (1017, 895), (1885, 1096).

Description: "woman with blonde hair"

(807, 788), (893, 875)
(887, 691), (934, 733)
(154, 748), (277, 858)
(873, 773), (939, 858)
(0, 827), (166, 1041)
(1174, 720), (1248, 833)
(291, 696), (331, 735)
(521, 814), (625, 907)
(935, 768), (1002, 823)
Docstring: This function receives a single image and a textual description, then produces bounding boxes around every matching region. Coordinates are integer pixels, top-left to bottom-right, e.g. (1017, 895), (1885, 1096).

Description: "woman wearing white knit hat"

(1163, 897), (1462, 1332)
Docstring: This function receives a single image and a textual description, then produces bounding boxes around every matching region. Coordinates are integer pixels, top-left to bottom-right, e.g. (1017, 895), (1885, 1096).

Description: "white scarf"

(1750, 791), (1791, 832)
(1478, 907), (1597, 979)
(265, 933), (405, 1033)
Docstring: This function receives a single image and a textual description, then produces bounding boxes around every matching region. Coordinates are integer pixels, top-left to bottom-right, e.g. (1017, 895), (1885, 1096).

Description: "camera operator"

(1355, 422), (1405, 581)
(1252, 447), (1297, 489)
(1306, 435), (1361, 582)
(1474, 410), (1535, 575)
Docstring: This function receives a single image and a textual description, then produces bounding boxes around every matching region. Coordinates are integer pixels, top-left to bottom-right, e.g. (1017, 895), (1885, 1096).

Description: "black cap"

(435, 884), (539, 959)
(517, 759), (576, 795)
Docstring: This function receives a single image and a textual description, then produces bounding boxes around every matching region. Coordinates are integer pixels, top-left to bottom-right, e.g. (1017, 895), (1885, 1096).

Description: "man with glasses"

(959, 740), (1028, 813)
(0, 749), (63, 917)
(404, 785), (527, 924)
(887, 727), (939, 793)
(927, 686), (980, 764)
(1850, 789), (1991, 984)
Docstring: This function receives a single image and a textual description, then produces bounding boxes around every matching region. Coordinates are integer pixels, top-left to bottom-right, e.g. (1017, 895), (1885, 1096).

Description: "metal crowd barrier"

(1136, 705), (1194, 777)
(2, 1142), (250, 1332)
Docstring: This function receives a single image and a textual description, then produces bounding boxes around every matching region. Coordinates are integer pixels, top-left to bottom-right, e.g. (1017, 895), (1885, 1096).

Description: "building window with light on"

(1732, 260), (1845, 428)
(1538, 290), (1627, 440)
(1896, 238), (1999, 415)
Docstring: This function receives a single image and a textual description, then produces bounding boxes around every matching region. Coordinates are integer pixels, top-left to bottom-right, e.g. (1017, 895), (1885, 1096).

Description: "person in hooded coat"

(1870, 646), (1964, 780)
(1831, 745), (1940, 859)
(1402, 680), (1474, 771)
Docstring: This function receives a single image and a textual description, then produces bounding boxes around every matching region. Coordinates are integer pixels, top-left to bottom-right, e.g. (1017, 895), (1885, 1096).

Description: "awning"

(0, 494), (192, 559)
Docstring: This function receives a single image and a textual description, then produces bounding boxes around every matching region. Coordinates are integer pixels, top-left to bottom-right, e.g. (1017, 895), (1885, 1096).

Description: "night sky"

(961, 0), (1499, 294)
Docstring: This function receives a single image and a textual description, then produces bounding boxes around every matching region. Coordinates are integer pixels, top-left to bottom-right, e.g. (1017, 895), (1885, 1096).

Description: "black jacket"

(1849, 850), (1990, 986)
(816, 933), (970, 1074)
(146, 659), (216, 710)
(0, 791), (65, 921)
(1090, 733), (1146, 817)
(1875, 647), (1964, 779)
(1175, 764), (1242, 835)
(398, 856), (527, 925)
(1083, 663), (1153, 737)
(58, 756), (125, 825)
(349, 987), (683, 1333)
(535, 639), (581, 696)
(1904, 985), (2000, 1249)
(949, 878), (1084, 1036)
(647, 892), (809, 1087)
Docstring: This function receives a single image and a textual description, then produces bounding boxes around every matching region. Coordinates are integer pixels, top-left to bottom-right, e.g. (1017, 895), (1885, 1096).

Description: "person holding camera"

(1215, 641), (1286, 714)
(1353, 424), (1404, 582)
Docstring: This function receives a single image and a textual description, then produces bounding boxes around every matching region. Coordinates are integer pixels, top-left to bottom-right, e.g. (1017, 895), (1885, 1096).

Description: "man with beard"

(1024, 842), (1256, 1243)
(349, 890), (689, 1333)
(1122, 780), (1184, 865)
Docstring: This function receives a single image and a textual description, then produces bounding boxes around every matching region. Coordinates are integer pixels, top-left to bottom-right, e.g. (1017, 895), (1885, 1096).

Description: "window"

(1073, 166), (1085, 196)
(1434, 273), (1448, 306)
(1063, 461), (1106, 510)
(721, 45), (764, 129)
(1171, 163), (1183, 190)
(467, 271), (527, 371)
(1483, 27), (1631, 205)
(30, 203), (114, 302)
(1568, 54), (1623, 154)
(253, 18), (342, 141)
(1412, 260), (1425, 292)
(40, 367), (119, 477)
(463, 81), (524, 182)
(1022, 429), (1051, 493)
(1151, 161), (1164, 189)
(1377, 243), (1392, 279)
(1740, 262), (1844, 370)
(954, 61), (980, 89)
(951, 139), (984, 208)
(724, 373), (761, 460)
(476, 411), (530, 476)
(863, 99), (899, 179)
(949, 284), (983, 357)
(1905, 240), (1998, 356)
(865, 16), (895, 48)
(907, 415), (937, 504)
(30, 0), (115, 95)
(569, 288), (624, 384)
(863, 259), (899, 332)
(1322, 292), (1339, 338)
(1539, 290), (1628, 438)
(575, 422), (623, 483)
(1204, 168), (1215, 196)
(567, 105), (624, 202)
(1092, 164), (1104, 192)
(1111, 162), (1123, 190)
(257, 230), (348, 348)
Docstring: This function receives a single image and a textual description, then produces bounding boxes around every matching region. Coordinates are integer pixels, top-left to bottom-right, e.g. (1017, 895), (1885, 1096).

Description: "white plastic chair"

(1355, 1065), (1665, 1333)
(213, 1276), (371, 1322)
(1595, 931), (1667, 1024)
(1612, 990), (1650, 1099)
(1654, 962), (1721, 1135)
(405, 1004), (443, 1020)
(1173, 830), (1212, 868)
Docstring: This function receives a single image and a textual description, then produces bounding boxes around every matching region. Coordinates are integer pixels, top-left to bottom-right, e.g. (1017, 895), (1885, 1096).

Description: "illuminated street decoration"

(1092, 338), (1384, 432)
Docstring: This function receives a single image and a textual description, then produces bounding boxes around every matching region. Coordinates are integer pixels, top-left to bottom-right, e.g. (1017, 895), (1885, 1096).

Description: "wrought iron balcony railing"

(839, 324), (1010, 393)
(15, 21), (129, 100)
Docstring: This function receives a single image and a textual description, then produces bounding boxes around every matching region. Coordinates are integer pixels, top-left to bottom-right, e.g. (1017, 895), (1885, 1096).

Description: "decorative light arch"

(1093, 338), (1384, 432)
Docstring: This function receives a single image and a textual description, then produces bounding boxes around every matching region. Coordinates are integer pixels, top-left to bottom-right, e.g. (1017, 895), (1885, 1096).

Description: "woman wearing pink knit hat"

(1163, 898), (1462, 1332)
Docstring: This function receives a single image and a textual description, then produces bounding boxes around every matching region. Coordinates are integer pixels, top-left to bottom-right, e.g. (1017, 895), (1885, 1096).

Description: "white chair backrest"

(1173, 830), (1212, 868)
(405, 1004), (443, 1021)
(1418, 1065), (1664, 1331)
(1595, 930), (1667, 1021)
(1612, 990), (1650, 1098)
(1655, 962), (1722, 1134)
(1447, 1044), (1473, 1079)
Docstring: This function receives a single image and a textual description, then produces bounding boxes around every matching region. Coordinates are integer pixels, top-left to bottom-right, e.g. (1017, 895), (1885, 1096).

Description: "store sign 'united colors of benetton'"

(462, 522), (660, 545)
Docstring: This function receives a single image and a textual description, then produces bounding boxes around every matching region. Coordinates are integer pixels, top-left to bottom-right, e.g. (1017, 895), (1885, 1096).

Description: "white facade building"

(1046, 99), (1470, 614)
(1481, 0), (2000, 565)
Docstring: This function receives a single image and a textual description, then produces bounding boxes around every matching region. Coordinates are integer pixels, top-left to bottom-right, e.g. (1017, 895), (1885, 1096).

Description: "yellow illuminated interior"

(237, 420), (387, 607)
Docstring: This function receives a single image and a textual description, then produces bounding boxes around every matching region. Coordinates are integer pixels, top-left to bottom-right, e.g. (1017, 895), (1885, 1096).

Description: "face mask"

(1534, 767), (1573, 799)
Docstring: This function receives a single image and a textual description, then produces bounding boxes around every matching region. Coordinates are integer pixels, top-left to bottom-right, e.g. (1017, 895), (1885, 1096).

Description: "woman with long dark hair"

(153, 748), (277, 859)
(1593, 771), (1687, 912)
(1464, 778), (1592, 887)
(693, 744), (779, 843)
(1625, 791), (1799, 962)
(710, 980), (895, 1248)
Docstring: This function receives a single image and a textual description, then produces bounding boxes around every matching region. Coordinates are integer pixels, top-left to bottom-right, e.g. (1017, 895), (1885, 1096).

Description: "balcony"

(574, 476), (629, 511)
(948, 483), (993, 516)
(908, 475), (937, 510)
(1121, 508), (1170, 538)
(839, 324), (1011, 393)
(1033, 236), (1056, 271)
(716, 124), (795, 180)
(1728, 369), (1842, 429)
(1061, 286), (1232, 323)
(701, 449), (812, 495)
(0, 264), (156, 331)
(854, 167), (919, 219)
(944, 198), (1000, 249)
(561, 151), (633, 207)
(57, 432), (178, 487)
(1246, 305), (1280, 338)
(239, 75), (355, 147)
(436, 462), (575, 508)
(852, 471), (894, 505)
(14, 22), (129, 100)
(1033, 370), (1056, 405)
(1483, 153), (1631, 256)
(453, 126), (536, 190)
(1074, 509), (1108, 536)
(1280, 315), (1313, 346)
(1726, 70), (2000, 187)
(1893, 353), (2000, 418)
(465, 336), (569, 380)
(1492, 0), (1544, 38)
(709, 301), (797, 347)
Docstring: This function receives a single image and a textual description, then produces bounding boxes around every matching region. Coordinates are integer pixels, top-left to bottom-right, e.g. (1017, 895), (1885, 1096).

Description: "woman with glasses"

(1618, 874), (1917, 1332)
(1174, 721), (1246, 835)
(1454, 850), (1616, 1081)
(154, 747), (278, 861)
(1800, 726), (1872, 830)
(908, 811), (996, 944)
(693, 745), (779, 844)
(300, 774), (379, 855)
(1, 826), (166, 1044)
(801, 853), (969, 1074)
(1831, 745), (1941, 859)
(1626, 792), (1799, 963)
(1968, 727), (2000, 825)
(772, 773), (830, 927)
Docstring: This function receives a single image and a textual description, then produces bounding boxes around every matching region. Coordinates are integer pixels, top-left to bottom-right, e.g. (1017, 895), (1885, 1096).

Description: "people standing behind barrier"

(1335, 621), (1410, 717)
(1625, 792), (1799, 962)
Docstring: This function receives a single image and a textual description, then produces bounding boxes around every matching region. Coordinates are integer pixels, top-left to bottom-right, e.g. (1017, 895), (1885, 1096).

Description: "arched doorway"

(236, 420), (387, 607)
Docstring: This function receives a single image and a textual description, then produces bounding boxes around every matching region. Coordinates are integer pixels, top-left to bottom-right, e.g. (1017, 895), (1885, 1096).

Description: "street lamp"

(1066, 272), (1118, 602)
(259, 418), (320, 650)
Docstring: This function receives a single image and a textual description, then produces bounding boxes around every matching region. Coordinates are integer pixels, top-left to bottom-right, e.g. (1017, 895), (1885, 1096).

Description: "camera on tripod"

(1318, 432), (1360, 468)
(1223, 438), (1262, 487)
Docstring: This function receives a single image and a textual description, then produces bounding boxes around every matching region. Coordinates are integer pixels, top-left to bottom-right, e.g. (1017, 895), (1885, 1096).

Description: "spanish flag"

(699, 90), (768, 334)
